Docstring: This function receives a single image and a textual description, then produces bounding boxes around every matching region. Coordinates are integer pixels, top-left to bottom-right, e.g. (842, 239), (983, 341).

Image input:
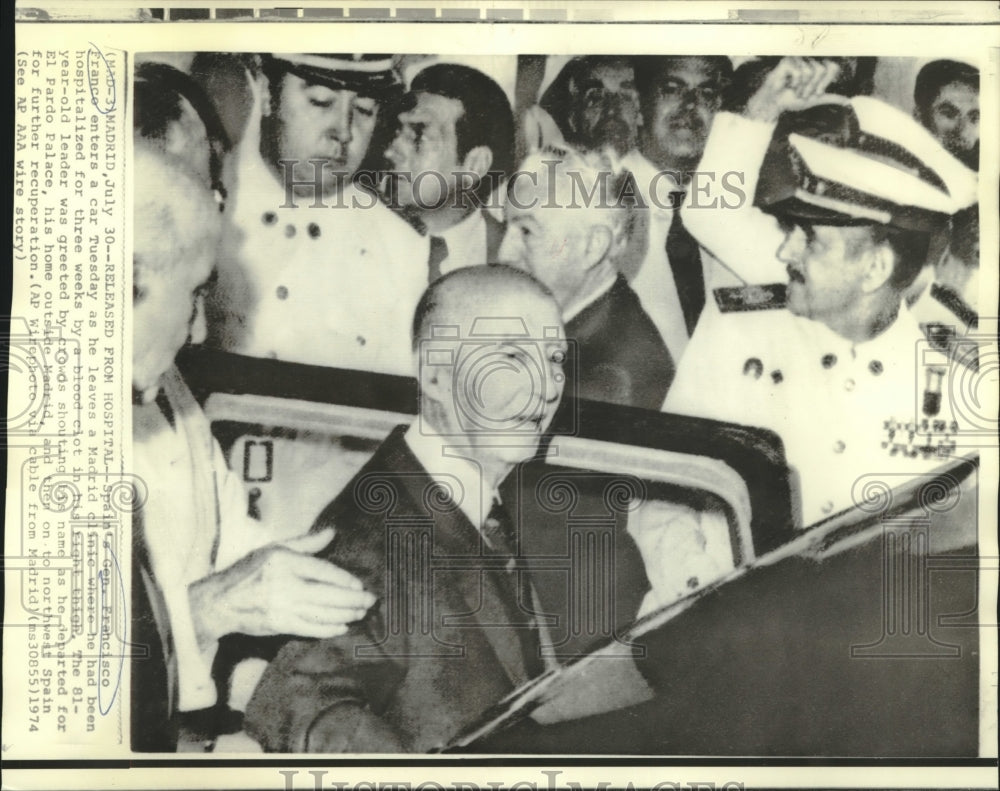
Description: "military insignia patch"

(922, 321), (980, 373)
(713, 283), (788, 313)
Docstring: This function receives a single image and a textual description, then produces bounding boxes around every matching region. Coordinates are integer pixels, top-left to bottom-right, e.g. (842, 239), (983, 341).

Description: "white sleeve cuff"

(162, 582), (219, 712)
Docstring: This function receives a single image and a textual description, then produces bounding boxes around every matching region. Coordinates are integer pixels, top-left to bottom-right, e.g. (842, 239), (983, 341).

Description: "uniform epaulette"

(930, 283), (978, 329)
(922, 321), (979, 373)
(713, 283), (787, 313)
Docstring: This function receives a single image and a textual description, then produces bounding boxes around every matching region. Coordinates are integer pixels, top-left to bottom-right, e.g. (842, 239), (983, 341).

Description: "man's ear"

(417, 352), (453, 406)
(461, 145), (493, 181)
(584, 224), (614, 270)
(862, 241), (894, 293)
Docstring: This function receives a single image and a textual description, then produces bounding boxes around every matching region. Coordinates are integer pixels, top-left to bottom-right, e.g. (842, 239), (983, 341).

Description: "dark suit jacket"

(564, 275), (675, 411)
(244, 426), (542, 752)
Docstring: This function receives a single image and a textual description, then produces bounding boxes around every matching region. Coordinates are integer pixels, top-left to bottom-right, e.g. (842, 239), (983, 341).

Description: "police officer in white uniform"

(665, 58), (980, 528)
(205, 53), (427, 377)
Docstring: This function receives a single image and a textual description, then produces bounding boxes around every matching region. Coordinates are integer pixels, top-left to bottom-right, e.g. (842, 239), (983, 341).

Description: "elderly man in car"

(131, 145), (374, 751)
(245, 265), (567, 752)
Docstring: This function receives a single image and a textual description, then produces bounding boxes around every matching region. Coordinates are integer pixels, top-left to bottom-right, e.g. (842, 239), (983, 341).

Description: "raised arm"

(682, 57), (843, 285)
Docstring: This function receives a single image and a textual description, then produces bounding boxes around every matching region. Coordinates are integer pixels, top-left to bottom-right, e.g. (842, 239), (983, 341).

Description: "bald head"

(132, 145), (220, 401)
(134, 143), (221, 283)
(412, 265), (566, 473)
(411, 264), (559, 350)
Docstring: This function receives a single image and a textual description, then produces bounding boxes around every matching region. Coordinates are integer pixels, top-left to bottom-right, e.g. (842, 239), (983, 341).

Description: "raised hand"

(744, 56), (844, 123)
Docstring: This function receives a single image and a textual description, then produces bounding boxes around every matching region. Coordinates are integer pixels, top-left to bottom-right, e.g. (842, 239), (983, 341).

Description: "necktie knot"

(483, 498), (516, 559)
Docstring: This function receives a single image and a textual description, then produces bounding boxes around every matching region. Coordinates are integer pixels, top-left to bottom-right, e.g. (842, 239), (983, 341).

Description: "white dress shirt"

(134, 366), (273, 712)
(403, 421), (496, 533)
(620, 150), (691, 364)
(437, 208), (488, 277)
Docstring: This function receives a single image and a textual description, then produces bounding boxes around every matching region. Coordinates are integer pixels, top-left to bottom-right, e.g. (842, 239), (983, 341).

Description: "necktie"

(665, 197), (705, 336)
(427, 235), (448, 284)
(483, 498), (544, 678)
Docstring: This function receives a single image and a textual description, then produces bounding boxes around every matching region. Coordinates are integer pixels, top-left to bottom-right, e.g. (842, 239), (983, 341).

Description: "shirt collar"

(856, 302), (924, 358)
(620, 151), (682, 213)
(806, 301), (922, 361)
(403, 420), (495, 532)
(437, 209), (487, 274)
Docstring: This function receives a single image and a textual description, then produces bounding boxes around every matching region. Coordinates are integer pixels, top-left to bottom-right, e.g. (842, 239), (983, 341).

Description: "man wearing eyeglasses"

(625, 56), (734, 365)
(553, 55), (644, 159)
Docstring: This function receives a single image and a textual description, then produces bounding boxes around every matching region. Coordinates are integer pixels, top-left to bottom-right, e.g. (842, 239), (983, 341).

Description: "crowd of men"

(131, 53), (983, 753)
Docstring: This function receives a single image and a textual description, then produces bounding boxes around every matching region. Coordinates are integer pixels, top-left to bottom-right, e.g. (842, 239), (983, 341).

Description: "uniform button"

(262, 211), (277, 225)
(821, 353), (837, 369)
(307, 222), (321, 239)
(844, 378), (856, 392)
(356, 335), (366, 346)
(821, 501), (834, 515)
(284, 224), (296, 238)
(743, 358), (763, 379)
(869, 360), (883, 376)
(833, 440), (846, 453)
(770, 370), (783, 384)
(360, 248), (367, 256)
(276, 285), (288, 300)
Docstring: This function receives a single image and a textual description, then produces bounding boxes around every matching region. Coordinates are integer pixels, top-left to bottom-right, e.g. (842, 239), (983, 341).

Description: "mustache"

(668, 112), (706, 131)
(588, 117), (636, 149)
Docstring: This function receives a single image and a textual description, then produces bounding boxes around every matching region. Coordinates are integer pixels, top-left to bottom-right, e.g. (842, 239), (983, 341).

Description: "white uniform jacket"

(665, 303), (971, 527)
(206, 138), (428, 378)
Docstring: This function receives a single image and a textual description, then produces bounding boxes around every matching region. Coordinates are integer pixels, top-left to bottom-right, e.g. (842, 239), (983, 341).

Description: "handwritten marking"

(87, 43), (116, 114)
(97, 541), (126, 715)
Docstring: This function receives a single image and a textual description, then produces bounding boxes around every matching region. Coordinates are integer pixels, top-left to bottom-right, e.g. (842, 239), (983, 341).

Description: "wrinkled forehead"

(437, 289), (562, 337)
